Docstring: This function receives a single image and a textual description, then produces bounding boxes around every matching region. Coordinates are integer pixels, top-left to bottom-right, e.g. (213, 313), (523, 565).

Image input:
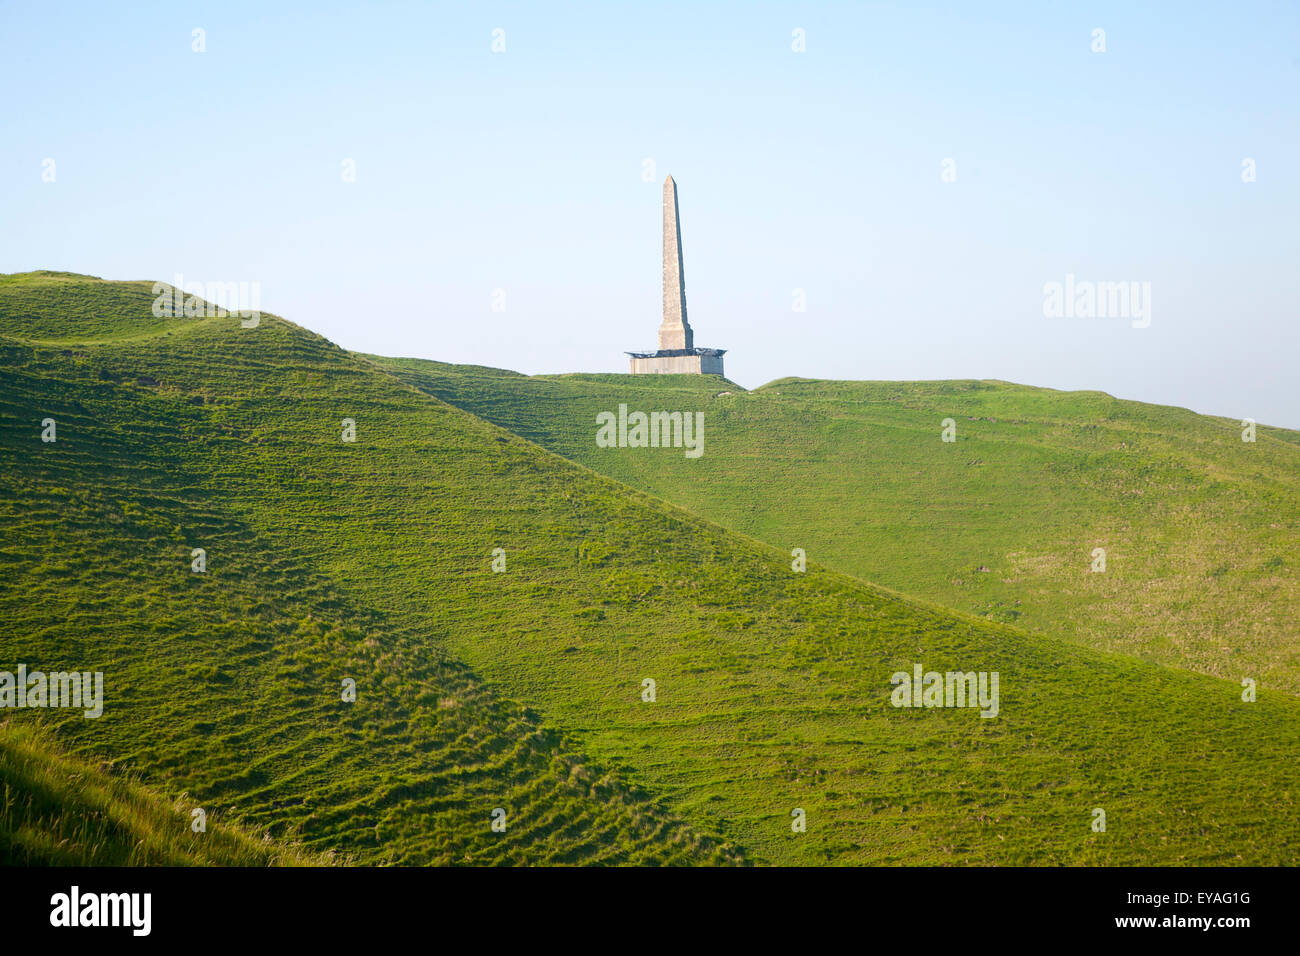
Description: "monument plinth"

(627, 176), (726, 375)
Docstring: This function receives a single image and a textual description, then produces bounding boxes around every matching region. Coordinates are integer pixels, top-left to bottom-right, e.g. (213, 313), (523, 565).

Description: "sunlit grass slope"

(0, 273), (742, 866)
(373, 358), (1300, 695)
(0, 721), (331, 865)
(2, 273), (1297, 865)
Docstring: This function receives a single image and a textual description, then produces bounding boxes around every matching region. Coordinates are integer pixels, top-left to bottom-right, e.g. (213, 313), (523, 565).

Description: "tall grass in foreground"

(0, 721), (333, 866)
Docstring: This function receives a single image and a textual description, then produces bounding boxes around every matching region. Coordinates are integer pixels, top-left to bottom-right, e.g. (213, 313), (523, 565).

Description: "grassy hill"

(0, 721), (329, 865)
(0, 273), (741, 866)
(2, 272), (1298, 865)
(373, 359), (1300, 695)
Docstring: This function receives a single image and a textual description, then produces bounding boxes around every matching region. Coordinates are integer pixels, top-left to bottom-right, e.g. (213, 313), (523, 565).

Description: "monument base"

(627, 348), (725, 376)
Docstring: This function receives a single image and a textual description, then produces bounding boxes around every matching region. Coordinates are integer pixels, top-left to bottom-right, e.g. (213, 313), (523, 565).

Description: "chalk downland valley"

(2, 271), (1298, 866)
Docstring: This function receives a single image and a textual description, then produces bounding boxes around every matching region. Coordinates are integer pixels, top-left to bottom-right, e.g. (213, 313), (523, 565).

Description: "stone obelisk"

(626, 174), (725, 375)
(659, 175), (694, 351)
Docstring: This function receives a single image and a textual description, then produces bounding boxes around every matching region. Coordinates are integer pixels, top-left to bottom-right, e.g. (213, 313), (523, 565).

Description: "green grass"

(0, 271), (189, 344)
(2, 271), (1298, 866)
(0, 720), (332, 865)
(0, 273), (742, 866)
(374, 359), (1300, 695)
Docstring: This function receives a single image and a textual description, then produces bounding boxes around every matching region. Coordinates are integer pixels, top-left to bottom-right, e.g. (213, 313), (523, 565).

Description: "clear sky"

(3, 1), (1297, 426)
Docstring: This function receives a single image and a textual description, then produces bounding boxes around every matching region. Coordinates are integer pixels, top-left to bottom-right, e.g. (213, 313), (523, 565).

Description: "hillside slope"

(0, 273), (742, 866)
(2, 272), (1298, 865)
(374, 359), (1300, 695)
(0, 721), (330, 865)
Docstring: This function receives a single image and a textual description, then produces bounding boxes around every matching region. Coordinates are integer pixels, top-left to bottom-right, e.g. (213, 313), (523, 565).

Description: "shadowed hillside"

(2, 273), (1298, 866)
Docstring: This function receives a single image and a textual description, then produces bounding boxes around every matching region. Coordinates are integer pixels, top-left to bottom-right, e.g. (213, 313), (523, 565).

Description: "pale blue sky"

(3, 1), (1297, 426)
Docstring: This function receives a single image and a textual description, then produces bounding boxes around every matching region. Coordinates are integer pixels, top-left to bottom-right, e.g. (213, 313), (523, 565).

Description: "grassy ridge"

(0, 274), (742, 866)
(2, 273), (1298, 865)
(374, 359), (1300, 694)
(0, 721), (330, 865)
(0, 271), (183, 344)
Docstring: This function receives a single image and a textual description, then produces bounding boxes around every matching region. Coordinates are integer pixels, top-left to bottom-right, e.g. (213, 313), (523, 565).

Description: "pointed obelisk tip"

(664, 174), (675, 187)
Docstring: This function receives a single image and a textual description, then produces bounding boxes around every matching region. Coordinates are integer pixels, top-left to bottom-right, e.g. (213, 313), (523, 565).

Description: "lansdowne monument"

(627, 176), (726, 375)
